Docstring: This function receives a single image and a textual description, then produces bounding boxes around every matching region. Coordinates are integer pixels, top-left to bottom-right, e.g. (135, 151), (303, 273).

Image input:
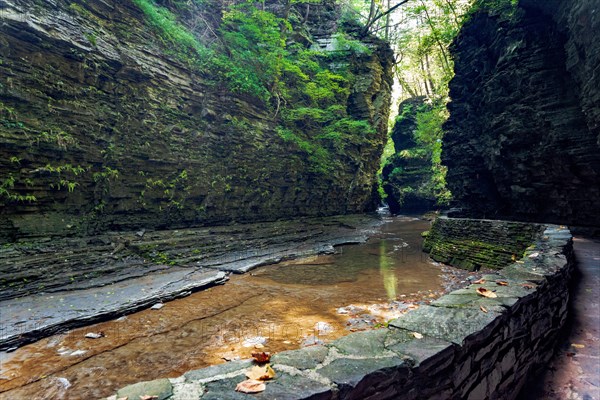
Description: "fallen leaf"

(511, 254), (517, 261)
(528, 252), (540, 258)
(116, 397), (128, 400)
(476, 287), (497, 298)
(472, 278), (486, 284)
(495, 280), (509, 286)
(246, 364), (276, 381)
(235, 379), (266, 394)
(139, 396), (158, 400)
(252, 351), (271, 363)
(522, 284), (534, 289)
(571, 343), (585, 349)
(480, 305), (488, 313)
(412, 332), (423, 339)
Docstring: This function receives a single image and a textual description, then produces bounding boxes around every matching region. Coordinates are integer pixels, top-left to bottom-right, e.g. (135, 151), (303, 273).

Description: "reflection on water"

(379, 240), (397, 300)
(0, 216), (442, 400)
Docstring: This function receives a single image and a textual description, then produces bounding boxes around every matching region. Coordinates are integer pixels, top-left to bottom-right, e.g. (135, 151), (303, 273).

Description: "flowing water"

(0, 216), (463, 399)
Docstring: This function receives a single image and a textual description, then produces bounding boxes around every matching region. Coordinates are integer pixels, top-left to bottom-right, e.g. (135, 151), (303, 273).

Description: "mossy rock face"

(0, 0), (394, 241)
(381, 97), (437, 214)
(423, 218), (545, 270)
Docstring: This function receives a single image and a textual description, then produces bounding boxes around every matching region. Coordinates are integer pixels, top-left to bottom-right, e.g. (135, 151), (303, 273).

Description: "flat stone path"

(523, 236), (600, 400)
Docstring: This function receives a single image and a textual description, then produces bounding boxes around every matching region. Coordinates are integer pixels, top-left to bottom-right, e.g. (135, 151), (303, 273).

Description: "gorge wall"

(444, 0), (600, 227)
(382, 97), (437, 214)
(0, 0), (394, 240)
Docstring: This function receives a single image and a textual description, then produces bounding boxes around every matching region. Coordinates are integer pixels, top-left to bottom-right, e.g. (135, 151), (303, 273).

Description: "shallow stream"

(0, 216), (468, 399)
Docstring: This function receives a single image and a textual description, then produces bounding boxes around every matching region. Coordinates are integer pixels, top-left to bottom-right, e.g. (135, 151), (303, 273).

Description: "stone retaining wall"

(423, 217), (546, 270)
(108, 221), (574, 400)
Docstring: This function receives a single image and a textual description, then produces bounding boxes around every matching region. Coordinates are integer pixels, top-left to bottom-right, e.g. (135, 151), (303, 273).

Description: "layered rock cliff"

(444, 0), (600, 226)
(0, 0), (394, 240)
(381, 97), (437, 213)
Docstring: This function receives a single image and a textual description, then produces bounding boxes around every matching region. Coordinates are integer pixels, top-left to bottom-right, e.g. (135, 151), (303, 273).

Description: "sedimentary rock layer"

(0, 0), (394, 239)
(444, 0), (600, 226)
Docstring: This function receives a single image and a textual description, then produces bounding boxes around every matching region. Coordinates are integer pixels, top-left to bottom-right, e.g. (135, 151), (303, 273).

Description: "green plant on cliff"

(412, 103), (452, 204)
(132, 0), (378, 176)
(377, 0), (476, 208)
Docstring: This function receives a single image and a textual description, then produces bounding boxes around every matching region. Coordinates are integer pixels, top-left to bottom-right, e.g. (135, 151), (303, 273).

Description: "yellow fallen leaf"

(571, 343), (585, 349)
(496, 280), (509, 286)
(476, 287), (497, 298)
(412, 332), (423, 339)
(246, 364), (276, 381)
(480, 305), (488, 313)
(235, 379), (266, 394)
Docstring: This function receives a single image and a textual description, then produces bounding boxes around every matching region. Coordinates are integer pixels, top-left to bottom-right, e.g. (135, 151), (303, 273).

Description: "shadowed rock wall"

(444, 0), (600, 226)
(0, 0), (393, 240)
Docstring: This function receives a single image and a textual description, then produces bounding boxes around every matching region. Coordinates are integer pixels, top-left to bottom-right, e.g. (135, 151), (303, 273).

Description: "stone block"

(116, 378), (173, 400)
(389, 306), (503, 346)
(271, 345), (329, 370)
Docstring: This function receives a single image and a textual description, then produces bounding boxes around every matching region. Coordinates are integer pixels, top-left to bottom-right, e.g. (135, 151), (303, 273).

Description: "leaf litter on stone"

(246, 364), (276, 381)
(495, 280), (509, 286)
(476, 287), (497, 298)
(472, 278), (486, 284)
(412, 332), (423, 339)
(236, 379), (266, 394)
(480, 305), (488, 313)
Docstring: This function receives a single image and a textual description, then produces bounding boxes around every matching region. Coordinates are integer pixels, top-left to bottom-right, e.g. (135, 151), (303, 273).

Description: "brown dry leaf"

(571, 343), (585, 349)
(522, 283), (534, 289)
(139, 396), (158, 400)
(412, 332), (423, 339)
(496, 280), (509, 286)
(235, 379), (266, 394)
(246, 364), (276, 381)
(252, 351), (271, 364)
(472, 278), (486, 284)
(476, 287), (497, 298)
(480, 305), (488, 313)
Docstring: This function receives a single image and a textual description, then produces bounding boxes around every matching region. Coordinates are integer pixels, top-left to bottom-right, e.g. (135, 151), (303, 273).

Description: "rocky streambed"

(0, 215), (485, 399)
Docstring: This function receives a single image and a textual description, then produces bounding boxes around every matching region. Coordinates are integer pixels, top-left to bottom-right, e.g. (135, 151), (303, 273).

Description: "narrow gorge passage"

(0, 217), (474, 400)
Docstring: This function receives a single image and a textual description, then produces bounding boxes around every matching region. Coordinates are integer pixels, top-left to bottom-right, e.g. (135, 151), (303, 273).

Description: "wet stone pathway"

(522, 236), (600, 400)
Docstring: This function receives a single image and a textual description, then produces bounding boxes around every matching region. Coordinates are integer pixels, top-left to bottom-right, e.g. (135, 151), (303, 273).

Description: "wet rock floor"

(0, 217), (483, 400)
